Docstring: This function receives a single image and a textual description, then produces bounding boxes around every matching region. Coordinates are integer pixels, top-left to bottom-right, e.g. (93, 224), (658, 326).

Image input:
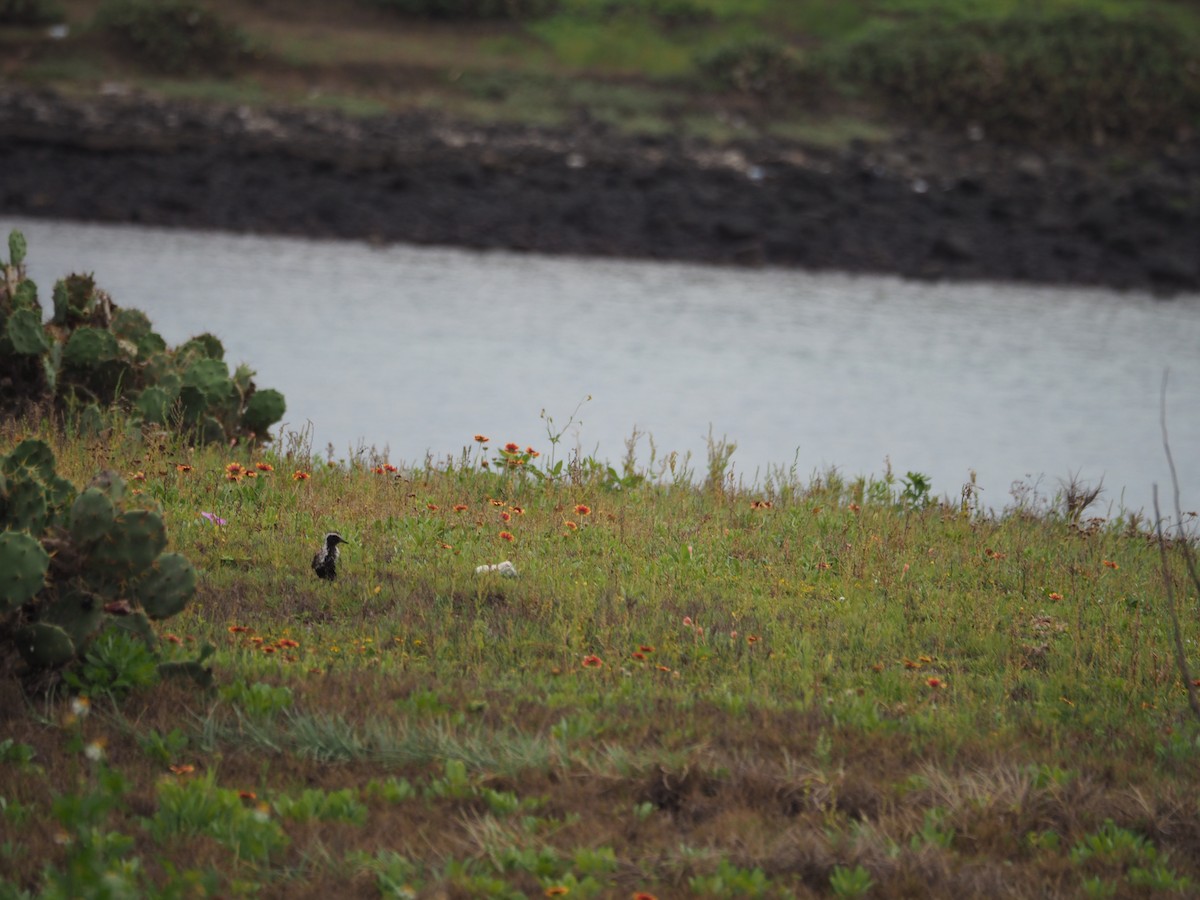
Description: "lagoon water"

(7, 216), (1200, 515)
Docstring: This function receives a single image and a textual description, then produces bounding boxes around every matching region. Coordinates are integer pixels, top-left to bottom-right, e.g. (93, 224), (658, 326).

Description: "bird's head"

(325, 532), (349, 548)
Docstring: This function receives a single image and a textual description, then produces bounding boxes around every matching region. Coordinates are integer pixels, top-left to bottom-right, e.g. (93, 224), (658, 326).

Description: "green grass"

(2, 411), (1199, 897)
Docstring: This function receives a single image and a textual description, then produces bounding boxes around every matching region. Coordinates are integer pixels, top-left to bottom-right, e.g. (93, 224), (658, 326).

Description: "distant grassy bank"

(2, 0), (1198, 147)
(2, 415), (1199, 897)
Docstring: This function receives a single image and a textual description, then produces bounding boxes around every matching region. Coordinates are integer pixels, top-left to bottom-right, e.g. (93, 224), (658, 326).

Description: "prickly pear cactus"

(0, 441), (202, 689)
(2, 229), (286, 445)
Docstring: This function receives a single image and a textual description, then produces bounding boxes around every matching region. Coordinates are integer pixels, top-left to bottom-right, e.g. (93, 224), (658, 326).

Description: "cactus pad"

(87, 470), (127, 502)
(64, 326), (120, 369)
(3, 478), (49, 534)
(52, 274), (97, 324)
(133, 552), (197, 620)
(14, 622), (76, 668)
(242, 389), (287, 437)
(0, 531), (49, 613)
(5, 308), (47, 355)
(8, 229), (26, 266)
(2, 438), (57, 481)
(135, 386), (174, 425)
(40, 583), (105, 649)
(86, 509), (168, 580)
(70, 487), (117, 545)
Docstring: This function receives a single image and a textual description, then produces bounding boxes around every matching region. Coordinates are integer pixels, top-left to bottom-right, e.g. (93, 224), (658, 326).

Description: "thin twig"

(1157, 371), (1200, 722)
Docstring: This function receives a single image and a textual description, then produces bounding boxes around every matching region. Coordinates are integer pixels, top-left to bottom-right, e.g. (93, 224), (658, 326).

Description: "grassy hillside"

(2, 0), (1198, 145)
(2, 415), (1198, 897)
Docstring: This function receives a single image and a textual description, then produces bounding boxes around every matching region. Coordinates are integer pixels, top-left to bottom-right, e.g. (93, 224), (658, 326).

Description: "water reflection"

(8, 216), (1200, 514)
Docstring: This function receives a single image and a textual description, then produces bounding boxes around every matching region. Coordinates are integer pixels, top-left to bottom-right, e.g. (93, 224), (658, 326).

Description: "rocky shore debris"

(1, 86), (1197, 294)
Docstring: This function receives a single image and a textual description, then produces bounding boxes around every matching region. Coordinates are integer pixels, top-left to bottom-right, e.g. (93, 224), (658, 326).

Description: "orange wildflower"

(1048, 592), (1063, 601)
(176, 464), (192, 473)
(453, 504), (468, 512)
(256, 462), (274, 472)
(631, 652), (646, 661)
(544, 888), (569, 897)
(292, 470), (310, 481)
(239, 791), (257, 800)
(169, 764), (195, 775)
(1102, 560), (1119, 569)
(581, 655), (603, 668)
(474, 434), (489, 443)
(499, 531), (515, 542)
(927, 677), (944, 689)
(639, 645), (655, 653)
(500, 511), (511, 522)
(510, 505), (525, 515)
(526, 447), (540, 458)
(164, 634), (182, 645)
(504, 442), (520, 453)
(564, 521), (578, 530)
(848, 502), (861, 513)
(427, 504), (439, 511)
(383, 463), (398, 473)
(277, 638), (300, 648)
(372, 466), (386, 475)
(489, 498), (504, 506)
(574, 504), (591, 515)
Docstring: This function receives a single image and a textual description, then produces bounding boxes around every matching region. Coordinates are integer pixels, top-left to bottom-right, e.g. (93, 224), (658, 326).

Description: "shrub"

(696, 38), (809, 97)
(828, 9), (1200, 142)
(95, 0), (251, 75)
(0, 0), (63, 25)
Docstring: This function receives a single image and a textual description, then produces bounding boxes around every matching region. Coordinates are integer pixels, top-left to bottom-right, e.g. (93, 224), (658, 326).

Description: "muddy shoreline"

(1, 87), (1198, 294)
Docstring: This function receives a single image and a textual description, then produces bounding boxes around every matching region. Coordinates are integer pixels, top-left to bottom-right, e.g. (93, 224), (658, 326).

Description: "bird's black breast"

(312, 551), (337, 580)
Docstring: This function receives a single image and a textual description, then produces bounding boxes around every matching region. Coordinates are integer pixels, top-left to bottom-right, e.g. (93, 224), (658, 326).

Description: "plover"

(312, 532), (349, 581)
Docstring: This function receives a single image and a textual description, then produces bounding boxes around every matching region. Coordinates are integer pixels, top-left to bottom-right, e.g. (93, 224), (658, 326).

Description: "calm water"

(8, 216), (1200, 514)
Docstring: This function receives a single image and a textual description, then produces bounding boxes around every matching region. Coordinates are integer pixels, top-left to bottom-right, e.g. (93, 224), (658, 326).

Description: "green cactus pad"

(45, 474), (76, 520)
(242, 389), (287, 437)
(70, 487), (117, 544)
(137, 330), (168, 359)
(143, 351), (175, 384)
(111, 308), (153, 342)
(110, 610), (157, 650)
(182, 357), (232, 404)
(63, 327), (120, 369)
(4, 308), (47, 355)
(14, 622), (75, 668)
(86, 509), (168, 580)
(12, 279), (38, 312)
(8, 229), (26, 266)
(3, 478), (49, 535)
(5, 308), (47, 355)
(87, 470), (126, 502)
(135, 386), (174, 425)
(2, 438), (57, 481)
(181, 333), (226, 361)
(40, 583), (105, 649)
(132, 552), (197, 619)
(0, 531), (49, 613)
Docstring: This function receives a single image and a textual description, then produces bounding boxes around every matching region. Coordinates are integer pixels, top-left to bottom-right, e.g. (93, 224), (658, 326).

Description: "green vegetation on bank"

(2, 406), (1199, 896)
(2, 0), (1197, 145)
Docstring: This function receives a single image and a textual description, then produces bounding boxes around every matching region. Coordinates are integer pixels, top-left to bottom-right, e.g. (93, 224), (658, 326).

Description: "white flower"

(83, 740), (105, 762)
(70, 696), (91, 718)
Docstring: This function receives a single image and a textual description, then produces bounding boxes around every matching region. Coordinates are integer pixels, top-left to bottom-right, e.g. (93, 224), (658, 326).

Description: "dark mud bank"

(1, 88), (1198, 294)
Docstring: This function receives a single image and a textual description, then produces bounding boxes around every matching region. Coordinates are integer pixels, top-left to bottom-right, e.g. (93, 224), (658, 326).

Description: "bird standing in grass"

(312, 532), (349, 581)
